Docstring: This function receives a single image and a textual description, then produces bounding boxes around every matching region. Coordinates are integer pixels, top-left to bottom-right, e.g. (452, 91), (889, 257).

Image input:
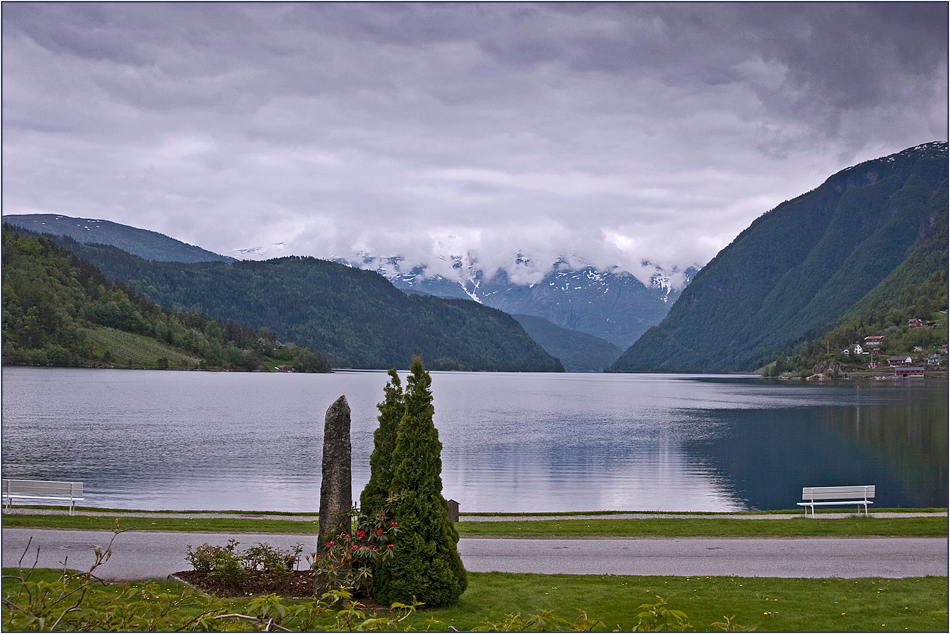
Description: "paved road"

(3, 528), (946, 581)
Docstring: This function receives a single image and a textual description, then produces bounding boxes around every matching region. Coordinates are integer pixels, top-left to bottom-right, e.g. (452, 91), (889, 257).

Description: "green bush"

(185, 539), (303, 587)
(372, 356), (467, 608)
(360, 368), (404, 520)
(243, 542), (302, 584)
(185, 539), (248, 586)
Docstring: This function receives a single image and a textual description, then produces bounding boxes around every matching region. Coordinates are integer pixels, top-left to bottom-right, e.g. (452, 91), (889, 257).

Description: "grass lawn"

(2, 510), (946, 537)
(1, 513), (321, 534)
(409, 572), (948, 632)
(456, 516), (948, 538)
(3, 568), (945, 632)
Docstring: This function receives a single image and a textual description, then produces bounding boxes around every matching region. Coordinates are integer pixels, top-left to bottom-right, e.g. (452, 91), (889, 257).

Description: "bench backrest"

(2, 479), (82, 497)
(802, 485), (874, 502)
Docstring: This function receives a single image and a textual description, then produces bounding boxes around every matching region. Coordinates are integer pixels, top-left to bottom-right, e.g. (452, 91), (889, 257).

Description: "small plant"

(185, 538), (248, 586)
(243, 542), (303, 584)
(185, 539), (304, 588)
(635, 596), (691, 631)
(711, 614), (756, 631)
(474, 608), (604, 631)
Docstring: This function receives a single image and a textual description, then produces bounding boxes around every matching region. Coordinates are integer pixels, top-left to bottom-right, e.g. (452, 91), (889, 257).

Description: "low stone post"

(318, 395), (352, 557)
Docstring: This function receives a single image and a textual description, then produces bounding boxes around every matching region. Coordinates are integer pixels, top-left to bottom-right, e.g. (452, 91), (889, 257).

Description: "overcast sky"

(3, 2), (947, 285)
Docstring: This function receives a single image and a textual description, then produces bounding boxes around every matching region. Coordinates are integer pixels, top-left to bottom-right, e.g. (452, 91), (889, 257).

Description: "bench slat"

(802, 486), (874, 501)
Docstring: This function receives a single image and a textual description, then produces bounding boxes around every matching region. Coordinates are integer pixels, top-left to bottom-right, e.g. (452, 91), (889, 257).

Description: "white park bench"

(2, 479), (84, 515)
(798, 485), (874, 517)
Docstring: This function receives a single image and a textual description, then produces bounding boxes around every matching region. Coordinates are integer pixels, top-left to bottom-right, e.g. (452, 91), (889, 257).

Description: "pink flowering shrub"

(311, 503), (399, 596)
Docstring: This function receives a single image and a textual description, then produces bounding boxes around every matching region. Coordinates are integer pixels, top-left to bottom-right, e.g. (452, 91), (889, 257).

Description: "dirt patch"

(171, 570), (384, 610)
(172, 569), (317, 598)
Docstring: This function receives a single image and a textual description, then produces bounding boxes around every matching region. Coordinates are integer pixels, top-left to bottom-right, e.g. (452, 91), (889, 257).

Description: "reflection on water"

(679, 381), (948, 509)
(1, 368), (946, 512)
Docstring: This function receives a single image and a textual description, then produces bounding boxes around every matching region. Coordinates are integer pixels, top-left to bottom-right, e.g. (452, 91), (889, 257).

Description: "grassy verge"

(1, 513), (320, 534)
(456, 516), (949, 538)
(3, 512), (945, 537)
(3, 568), (945, 632)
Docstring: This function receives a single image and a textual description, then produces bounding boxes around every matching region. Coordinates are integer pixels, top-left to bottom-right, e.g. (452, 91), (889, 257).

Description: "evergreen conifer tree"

(360, 368), (403, 519)
(372, 356), (467, 608)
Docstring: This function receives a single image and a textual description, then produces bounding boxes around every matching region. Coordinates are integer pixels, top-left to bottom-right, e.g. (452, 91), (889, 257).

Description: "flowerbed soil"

(173, 569), (319, 598)
(172, 570), (384, 609)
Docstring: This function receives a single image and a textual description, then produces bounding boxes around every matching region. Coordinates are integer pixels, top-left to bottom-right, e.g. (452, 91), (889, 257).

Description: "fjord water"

(2, 367), (945, 512)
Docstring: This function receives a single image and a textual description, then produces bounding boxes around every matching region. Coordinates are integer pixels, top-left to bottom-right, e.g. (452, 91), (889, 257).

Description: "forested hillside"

(43, 235), (564, 371)
(512, 314), (621, 372)
(611, 141), (948, 373)
(2, 226), (329, 372)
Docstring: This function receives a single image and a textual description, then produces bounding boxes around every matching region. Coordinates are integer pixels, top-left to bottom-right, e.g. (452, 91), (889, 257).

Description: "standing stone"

(318, 395), (352, 556)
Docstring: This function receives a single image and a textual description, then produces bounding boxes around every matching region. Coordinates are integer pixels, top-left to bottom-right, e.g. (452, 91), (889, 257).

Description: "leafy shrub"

(186, 539), (304, 587)
(185, 539), (248, 586)
(311, 503), (399, 596)
(242, 542), (302, 584)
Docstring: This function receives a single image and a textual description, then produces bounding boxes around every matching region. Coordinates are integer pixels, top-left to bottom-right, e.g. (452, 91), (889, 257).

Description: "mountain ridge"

(4, 214), (234, 264)
(611, 141), (949, 373)
(342, 254), (696, 349)
(7, 211), (691, 360)
(37, 235), (564, 372)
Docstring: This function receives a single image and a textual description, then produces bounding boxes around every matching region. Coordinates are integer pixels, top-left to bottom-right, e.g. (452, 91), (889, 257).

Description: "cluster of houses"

(851, 324), (947, 378)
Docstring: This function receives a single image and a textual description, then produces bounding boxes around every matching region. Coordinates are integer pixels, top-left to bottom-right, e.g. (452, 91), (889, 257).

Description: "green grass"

(3, 568), (945, 632)
(1, 513), (320, 534)
(403, 572), (948, 632)
(83, 327), (201, 368)
(456, 516), (949, 538)
(3, 511), (945, 537)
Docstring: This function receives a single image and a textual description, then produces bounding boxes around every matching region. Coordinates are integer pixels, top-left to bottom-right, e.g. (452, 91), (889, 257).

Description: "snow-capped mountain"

(228, 242), (290, 260)
(340, 253), (696, 349)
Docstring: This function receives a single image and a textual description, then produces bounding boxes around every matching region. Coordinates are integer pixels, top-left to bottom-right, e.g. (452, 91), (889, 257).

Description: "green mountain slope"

(2, 225), (329, 372)
(512, 314), (621, 372)
(44, 236), (563, 371)
(611, 141), (949, 373)
(4, 213), (233, 263)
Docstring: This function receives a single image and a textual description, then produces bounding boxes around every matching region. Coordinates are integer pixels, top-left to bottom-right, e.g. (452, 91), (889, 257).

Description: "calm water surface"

(1, 368), (945, 512)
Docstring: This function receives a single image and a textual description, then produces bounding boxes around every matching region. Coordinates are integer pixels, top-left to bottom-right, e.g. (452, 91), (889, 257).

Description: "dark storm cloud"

(2, 2), (946, 283)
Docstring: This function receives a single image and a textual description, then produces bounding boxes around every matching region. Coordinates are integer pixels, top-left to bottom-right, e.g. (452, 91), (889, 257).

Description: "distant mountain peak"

(3, 213), (233, 264)
(337, 252), (696, 348)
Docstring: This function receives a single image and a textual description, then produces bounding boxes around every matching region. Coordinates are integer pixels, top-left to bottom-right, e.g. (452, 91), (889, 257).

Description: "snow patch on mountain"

(229, 243), (289, 260)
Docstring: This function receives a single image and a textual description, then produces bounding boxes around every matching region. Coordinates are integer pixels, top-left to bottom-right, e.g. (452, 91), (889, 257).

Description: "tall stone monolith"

(318, 395), (352, 556)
